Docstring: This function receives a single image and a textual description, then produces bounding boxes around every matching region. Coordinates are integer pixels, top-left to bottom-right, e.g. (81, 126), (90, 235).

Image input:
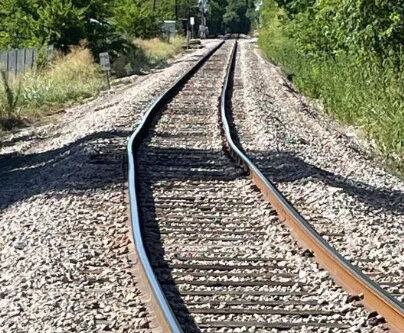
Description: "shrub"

(21, 47), (103, 111)
(259, 0), (404, 163)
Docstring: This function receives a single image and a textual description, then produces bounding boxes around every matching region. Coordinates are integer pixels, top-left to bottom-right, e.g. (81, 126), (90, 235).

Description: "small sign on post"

(99, 52), (111, 90)
(186, 30), (191, 49)
(190, 17), (195, 39)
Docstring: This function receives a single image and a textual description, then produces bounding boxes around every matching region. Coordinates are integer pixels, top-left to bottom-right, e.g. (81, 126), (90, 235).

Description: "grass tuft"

(135, 36), (185, 65)
(0, 71), (21, 118)
(0, 47), (104, 130)
(20, 47), (104, 114)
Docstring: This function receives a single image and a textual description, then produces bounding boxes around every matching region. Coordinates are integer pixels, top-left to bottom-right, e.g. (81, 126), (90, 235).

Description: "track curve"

(221, 42), (404, 332)
(127, 40), (404, 332)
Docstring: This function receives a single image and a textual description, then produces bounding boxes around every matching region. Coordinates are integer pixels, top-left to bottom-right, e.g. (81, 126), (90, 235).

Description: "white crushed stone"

(231, 39), (403, 303)
(0, 40), (220, 332)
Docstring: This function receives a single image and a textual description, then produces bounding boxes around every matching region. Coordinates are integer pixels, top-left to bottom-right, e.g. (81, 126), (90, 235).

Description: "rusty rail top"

(219, 41), (404, 332)
(127, 38), (403, 332)
(127, 40), (225, 333)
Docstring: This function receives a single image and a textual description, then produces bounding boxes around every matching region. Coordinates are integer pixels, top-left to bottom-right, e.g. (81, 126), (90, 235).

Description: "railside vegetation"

(0, 0), (232, 130)
(0, 37), (185, 130)
(0, 48), (103, 129)
(135, 36), (185, 65)
(259, 0), (403, 168)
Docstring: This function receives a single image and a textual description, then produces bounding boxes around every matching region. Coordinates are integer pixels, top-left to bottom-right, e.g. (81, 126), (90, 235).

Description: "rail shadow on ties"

(135, 94), (246, 331)
(223, 48), (403, 216)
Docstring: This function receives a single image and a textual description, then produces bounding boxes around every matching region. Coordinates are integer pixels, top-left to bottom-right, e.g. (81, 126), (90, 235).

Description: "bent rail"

(219, 41), (404, 332)
(127, 41), (225, 333)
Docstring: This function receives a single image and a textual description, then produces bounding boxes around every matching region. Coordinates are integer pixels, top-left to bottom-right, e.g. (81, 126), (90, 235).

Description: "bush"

(223, 0), (255, 33)
(113, 0), (160, 38)
(0, 0), (163, 55)
(259, 0), (404, 163)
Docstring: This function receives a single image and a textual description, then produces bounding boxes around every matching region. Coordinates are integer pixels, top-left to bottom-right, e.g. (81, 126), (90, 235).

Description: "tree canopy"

(263, 0), (403, 63)
(223, 0), (256, 34)
(0, 0), (257, 51)
(0, 0), (160, 50)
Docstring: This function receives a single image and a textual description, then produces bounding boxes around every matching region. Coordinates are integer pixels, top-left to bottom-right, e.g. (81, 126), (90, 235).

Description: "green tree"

(37, 0), (86, 48)
(0, 0), (112, 50)
(266, 0), (403, 62)
(258, 0), (404, 157)
(0, 0), (42, 48)
(208, 0), (228, 35)
(223, 0), (255, 33)
(113, 0), (160, 38)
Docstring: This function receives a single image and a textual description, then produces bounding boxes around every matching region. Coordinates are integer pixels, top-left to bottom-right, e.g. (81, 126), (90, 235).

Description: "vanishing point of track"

(127, 40), (404, 332)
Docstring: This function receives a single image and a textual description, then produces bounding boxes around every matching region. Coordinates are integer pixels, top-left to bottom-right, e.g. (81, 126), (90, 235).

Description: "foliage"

(0, 37), (186, 125)
(208, 0), (228, 36)
(113, 0), (160, 38)
(135, 36), (185, 64)
(259, 0), (404, 160)
(271, 0), (403, 63)
(112, 36), (185, 77)
(0, 0), (258, 50)
(223, 0), (255, 33)
(0, 0), (41, 48)
(0, 0), (162, 53)
(23, 47), (103, 108)
(0, 0), (113, 50)
(155, 0), (197, 20)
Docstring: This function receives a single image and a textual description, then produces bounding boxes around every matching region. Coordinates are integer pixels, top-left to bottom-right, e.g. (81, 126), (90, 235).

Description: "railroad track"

(127, 40), (404, 332)
(229, 40), (404, 311)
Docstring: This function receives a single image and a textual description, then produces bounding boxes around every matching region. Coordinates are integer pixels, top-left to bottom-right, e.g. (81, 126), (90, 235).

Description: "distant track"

(127, 39), (404, 332)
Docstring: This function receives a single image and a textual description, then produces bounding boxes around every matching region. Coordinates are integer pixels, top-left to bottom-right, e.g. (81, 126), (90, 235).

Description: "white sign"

(99, 52), (110, 71)
(190, 17), (195, 26)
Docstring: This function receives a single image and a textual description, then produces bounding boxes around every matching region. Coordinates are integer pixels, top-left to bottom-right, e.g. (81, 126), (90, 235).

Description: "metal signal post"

(198, 0), (210, 38)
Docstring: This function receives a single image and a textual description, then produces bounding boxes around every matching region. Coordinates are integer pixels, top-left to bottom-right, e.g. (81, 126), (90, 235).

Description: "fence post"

(7, 50), (17, 79)
(0, 47), (42, 77)
(24, 49), (33, 72)
(0, 51), (7, 73)
(17, 49), (25, 75)
(33, 49), (38, 71)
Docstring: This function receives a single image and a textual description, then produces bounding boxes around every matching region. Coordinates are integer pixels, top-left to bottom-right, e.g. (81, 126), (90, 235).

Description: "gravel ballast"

(0, 41), (219, 332)
(135, 41), (387, 332)
(230, 39), (403, 303)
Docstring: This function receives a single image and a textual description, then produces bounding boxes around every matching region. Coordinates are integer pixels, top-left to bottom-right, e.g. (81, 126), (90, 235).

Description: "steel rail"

(127, 40), (225, 333)
(219, 40), (404, 332)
